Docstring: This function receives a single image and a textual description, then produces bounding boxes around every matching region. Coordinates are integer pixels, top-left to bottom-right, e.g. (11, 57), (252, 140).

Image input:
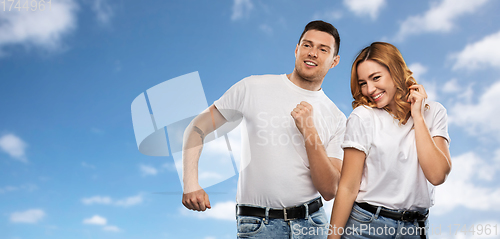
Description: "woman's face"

(357, 60), (397, 112)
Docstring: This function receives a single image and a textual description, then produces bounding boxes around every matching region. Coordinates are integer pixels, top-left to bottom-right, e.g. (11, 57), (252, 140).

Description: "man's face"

(294, 30), (339, 82)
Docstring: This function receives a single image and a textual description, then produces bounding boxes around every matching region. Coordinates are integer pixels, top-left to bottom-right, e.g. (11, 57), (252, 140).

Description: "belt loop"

(264, 207), (270, 224)
(374, 206), (382, 219)
(235, 204), (238, 220)
(418, 220), (427, 239)
(304, 202), (309, 219)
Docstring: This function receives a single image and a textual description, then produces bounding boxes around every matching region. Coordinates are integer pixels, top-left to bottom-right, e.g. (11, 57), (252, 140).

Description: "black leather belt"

(237, 198), (322, 221)
(356, 202), (428, 222)
(356, 202), (428, 239)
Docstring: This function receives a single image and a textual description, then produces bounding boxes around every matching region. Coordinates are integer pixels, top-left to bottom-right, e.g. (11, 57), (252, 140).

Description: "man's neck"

(286, 70), (323, 91)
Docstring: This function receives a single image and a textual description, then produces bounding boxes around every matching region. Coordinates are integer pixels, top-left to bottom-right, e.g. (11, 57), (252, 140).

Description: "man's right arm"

(182, 104), (227, 211)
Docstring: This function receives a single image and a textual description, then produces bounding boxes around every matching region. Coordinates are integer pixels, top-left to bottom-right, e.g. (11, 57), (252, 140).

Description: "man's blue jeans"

(340, 203), (429, 239)
(236, 199), (329, 239)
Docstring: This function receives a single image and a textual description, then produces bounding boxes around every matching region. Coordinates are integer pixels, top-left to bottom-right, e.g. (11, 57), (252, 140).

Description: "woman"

(328, 42), (451, 239)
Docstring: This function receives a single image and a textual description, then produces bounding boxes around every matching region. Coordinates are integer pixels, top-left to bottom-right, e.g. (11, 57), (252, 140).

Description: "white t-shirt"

(214, 74), (346, 208)
(342, 101), (450, 210)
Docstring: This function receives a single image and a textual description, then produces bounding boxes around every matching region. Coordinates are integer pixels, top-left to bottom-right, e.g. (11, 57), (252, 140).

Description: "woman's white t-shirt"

(342, 101), (450, 210)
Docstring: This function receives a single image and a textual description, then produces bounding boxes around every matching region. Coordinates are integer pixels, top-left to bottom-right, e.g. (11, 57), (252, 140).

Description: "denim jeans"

(236, 199), (329, 238)
(340, 203), (429, 239)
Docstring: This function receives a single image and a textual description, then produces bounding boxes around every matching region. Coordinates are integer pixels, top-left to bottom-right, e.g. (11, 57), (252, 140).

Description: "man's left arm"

(291, 101), (343, 201)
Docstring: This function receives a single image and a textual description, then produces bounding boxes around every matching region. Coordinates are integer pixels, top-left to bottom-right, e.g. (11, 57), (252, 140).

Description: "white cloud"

(81, 194), (143, 207)
(0, 134), (28, 163)
(462, 221), (500, 238)
(441, 78), (474, 103)
(83, 215), (121, 232)
(442, 78), (461, 93)
(81, 161), (96, 169)
(451, 30), (500, 70)
(259, 24), (273, 35)
(0, 0), (78, 55)
(114, 60), (122, 72)
(408, 63), (437, 101)
(10, 209), (45, 223)
(231, 0), (253, 21)
(162, 162), (177, 172)
(91, 127), (104, 134)
(448, 232), (497, 239)
(312, 10), (343, 22)
(140, 162), (176, 175)
(0, 186), (17, 193)
(115, 194), (143, 207)
(181, 200), (235, 221)
(203, 135), (233, 158)
(448, 80), (500, 139)
(103, 225), (121, 232)
(419, 79), (438, 102)
(81, 196), (112, 205)
(83, 215), (107, 225)
(140, 164), (158, 176)
(409, 63), (428, 82)
(0, 184), (37, 194)
(343, 0), (385, 20)
(394, 0), (490, 41)
(433, 151), (500, 215)
(91, 0), (113, 25)
(199, 172), (224, 180)
(143, 160), (193, 177)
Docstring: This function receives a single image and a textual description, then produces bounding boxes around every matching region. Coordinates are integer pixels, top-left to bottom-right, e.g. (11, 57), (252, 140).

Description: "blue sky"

(1, 0), (500, 238)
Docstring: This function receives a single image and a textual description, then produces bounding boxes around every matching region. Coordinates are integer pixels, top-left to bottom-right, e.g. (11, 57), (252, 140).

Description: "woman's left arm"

(408, 85), (452, 186)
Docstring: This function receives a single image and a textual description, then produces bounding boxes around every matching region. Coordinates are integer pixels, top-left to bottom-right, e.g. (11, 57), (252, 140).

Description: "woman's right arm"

(328, 148), (366, 239)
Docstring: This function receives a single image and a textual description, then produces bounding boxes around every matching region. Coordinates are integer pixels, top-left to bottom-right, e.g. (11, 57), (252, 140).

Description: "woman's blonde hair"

(351, 42), (417, 125)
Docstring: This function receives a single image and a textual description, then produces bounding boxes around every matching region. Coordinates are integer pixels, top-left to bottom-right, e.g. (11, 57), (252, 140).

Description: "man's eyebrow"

(301, 39), (332, 49)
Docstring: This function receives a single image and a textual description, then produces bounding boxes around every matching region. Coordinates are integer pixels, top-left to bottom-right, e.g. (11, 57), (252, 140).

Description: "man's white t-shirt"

(342, 101), (450, 210)
(214, 74), (346, 208)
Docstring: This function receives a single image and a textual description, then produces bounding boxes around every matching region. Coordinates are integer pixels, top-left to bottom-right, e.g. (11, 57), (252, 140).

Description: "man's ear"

(330, 55), (340, 69)
(295, 44), (299, 58)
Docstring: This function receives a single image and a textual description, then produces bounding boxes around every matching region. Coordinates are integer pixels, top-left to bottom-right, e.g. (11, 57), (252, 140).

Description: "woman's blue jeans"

(340, 203), (429, 239)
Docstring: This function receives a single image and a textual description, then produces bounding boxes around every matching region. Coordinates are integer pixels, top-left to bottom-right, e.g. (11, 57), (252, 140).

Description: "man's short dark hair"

(298, 20), (340, 56)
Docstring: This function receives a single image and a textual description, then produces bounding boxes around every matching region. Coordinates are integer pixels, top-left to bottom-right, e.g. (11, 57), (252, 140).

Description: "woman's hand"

(407, 84), (427, 120)
(409, 84), (452, 185)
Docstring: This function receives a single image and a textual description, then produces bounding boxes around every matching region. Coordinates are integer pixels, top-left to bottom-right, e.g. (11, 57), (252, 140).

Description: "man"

(182, 20), (346, 238)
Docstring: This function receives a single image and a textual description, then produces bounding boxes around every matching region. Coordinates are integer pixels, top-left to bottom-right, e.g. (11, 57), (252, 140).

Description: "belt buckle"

(401, 210), (410, 221)
(401, 210), (418, 222)
(421, 211), (429, 221)
(283, 208), (290, 221)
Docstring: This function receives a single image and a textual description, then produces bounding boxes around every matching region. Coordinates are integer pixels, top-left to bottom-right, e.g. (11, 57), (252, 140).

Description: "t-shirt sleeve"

(341, 109), (373, 156)
(325, 113), (346, 160)
(429, 103), (450, 144)
(213, 79), (246, 122)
